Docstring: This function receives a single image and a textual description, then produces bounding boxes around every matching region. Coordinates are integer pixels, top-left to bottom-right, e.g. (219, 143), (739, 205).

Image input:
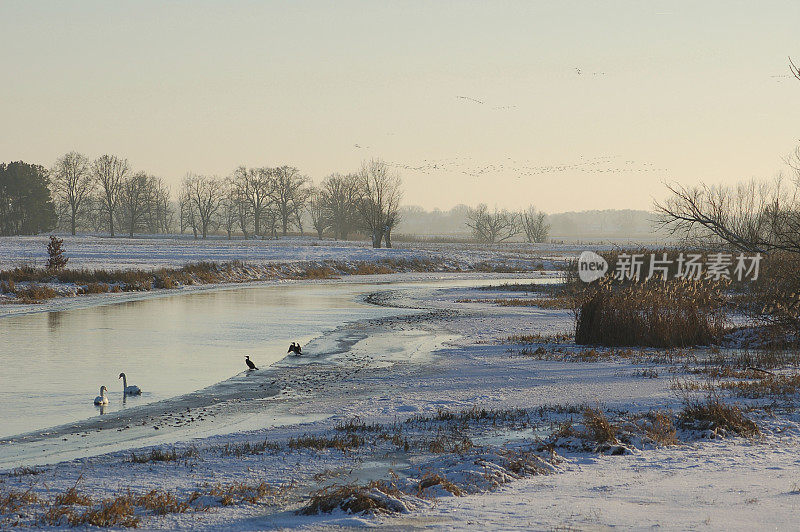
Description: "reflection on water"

(47, 311), (62, 330)
(0, 277), (545, 438)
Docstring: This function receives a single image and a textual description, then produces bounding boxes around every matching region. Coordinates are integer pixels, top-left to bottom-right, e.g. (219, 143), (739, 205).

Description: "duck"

(288, 342), (302, 356)
(245, 355), (258, 370)
(94, 386), (109, 405)
(118, 372), (142, 395)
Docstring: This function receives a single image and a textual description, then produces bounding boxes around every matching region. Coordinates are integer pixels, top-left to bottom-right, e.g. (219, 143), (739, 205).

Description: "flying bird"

(456, 95), (485, 105)
(245, 356), (258, 371)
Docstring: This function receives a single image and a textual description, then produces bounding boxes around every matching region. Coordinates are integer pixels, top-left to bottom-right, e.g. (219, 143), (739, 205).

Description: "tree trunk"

(316, 228), (324, 239)
(372, 229), (384, 248)
(384, 228), (392, 248)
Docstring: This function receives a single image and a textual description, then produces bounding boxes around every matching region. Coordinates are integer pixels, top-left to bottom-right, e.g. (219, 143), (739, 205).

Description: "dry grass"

(129, 447), (198, 463)
(575, 278), (727, 347)
(716, 374), (800, 398)
(299, 481), (407, 515)
(581, 407), (619, 444)
(216, 439), (281, 457)
(78, 282), (111, 294)
(13, 284), (59, 303)
(0, 487), (40, 515)
(67, 495), (140, 528)
(287, 433), (365, 452)
(135, 490), (198, 515)
(207, 481), (274, 506)
(296, 266), (338, 280)
(636, 410), (679, 446)
(427, 432), (474, 454)
(457, 297), (573, 309)
(417, 473), (463, 496)
(54, 486), (92, 507)
(503, 332), (573, 344)
(679, 396), (760, 438)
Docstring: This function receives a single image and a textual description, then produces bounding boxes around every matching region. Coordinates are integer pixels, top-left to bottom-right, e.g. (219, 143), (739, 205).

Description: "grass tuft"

(679, 396), (759, 438)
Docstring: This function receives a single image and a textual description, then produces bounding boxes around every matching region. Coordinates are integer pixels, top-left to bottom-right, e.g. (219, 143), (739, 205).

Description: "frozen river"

(0, 275), (542, 439)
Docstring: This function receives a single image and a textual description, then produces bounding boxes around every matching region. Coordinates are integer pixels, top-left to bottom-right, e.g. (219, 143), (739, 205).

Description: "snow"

(0, 234), (582, 271)
(0, 238), (798, 530)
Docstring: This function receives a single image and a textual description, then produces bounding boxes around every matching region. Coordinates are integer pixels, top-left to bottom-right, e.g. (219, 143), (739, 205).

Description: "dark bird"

(245, 355), (258, 371)
(288, 342), (302, 356)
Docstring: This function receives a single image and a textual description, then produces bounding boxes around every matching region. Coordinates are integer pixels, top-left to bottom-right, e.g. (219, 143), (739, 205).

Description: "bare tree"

(179, 188), (198, 238)
(790, 56), (800, 81)
(321, 173), (360, 240)
(270, 166), (309, 236)
(356, 159), (403, 248)
(655, 178), (800, 254)
(465, 204), (519, 243)
(220, 178), (241, 239)
(118, 172), (152, 238)
(520, 205), (550, 243)
(143, 176), (171, 234)
(51, 151), (93, 235)
(182, 174), (222, 239)
(383, 208), (401, 248)
(233, 166), (272, 237)
(307, 188), (329, 239)
(92, 154), (129, 237)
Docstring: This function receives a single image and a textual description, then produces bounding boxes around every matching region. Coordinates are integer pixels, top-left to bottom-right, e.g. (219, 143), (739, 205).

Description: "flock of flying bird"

(92, 343), (302, 405)
(384, 154), (668, 179)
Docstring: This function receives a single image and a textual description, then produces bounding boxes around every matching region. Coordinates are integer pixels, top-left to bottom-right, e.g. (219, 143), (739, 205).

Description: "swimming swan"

(118, 373), (142, 395)
(94, 386), (109, 405)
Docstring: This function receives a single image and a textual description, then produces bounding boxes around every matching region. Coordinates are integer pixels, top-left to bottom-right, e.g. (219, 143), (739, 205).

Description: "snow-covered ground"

(1, 265), (799, 530)
(0, 234), (591, 271)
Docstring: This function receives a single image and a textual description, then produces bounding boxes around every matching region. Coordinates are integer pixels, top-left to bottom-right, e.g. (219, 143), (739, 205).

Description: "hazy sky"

(1, 1), (798, 212)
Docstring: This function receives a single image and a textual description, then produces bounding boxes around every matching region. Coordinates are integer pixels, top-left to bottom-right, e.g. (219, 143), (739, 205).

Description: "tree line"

(464, 204), (549, 243)
(2, 153), (404, 248)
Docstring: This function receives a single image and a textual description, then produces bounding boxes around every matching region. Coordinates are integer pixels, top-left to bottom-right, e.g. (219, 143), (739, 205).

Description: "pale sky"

(1, 1), (798, 212)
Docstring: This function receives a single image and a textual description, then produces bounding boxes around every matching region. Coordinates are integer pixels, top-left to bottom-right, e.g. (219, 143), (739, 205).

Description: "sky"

(1, 1), (798, 213)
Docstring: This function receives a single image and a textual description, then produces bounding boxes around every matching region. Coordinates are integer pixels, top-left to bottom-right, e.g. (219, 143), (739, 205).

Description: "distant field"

(0, 234), (591, 271)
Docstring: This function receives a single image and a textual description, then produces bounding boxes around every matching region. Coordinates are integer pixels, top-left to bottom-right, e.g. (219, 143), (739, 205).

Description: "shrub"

(575, 278), (727, 347)
(14, 283), (59, 303)
(80, 282), (110, 294)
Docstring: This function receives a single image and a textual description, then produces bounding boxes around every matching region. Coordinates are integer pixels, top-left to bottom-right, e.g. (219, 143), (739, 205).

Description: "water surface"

(0, 276), (542, 438)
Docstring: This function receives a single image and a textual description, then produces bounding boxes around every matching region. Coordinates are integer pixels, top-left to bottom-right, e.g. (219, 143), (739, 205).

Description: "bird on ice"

(245, 356), (258, 371)
(288, 342), (302, 356)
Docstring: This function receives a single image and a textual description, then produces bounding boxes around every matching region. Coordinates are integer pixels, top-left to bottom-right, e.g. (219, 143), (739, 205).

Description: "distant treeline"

(396, 205), (656, 242)
(1, 153), (656, 244)
(0, 154), (403, 248)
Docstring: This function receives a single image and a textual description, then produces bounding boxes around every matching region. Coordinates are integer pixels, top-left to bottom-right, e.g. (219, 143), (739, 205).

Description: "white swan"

(94, 386), (109, 405)
(118, 373), (142, 396)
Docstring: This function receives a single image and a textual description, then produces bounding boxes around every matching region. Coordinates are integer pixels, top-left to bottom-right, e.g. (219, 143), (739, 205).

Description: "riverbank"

(2, 271), (799, 529)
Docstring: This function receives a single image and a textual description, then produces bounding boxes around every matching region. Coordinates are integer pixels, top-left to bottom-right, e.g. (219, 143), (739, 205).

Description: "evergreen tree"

(46, 235), (68, 270)
(0, 161), (57, 235)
